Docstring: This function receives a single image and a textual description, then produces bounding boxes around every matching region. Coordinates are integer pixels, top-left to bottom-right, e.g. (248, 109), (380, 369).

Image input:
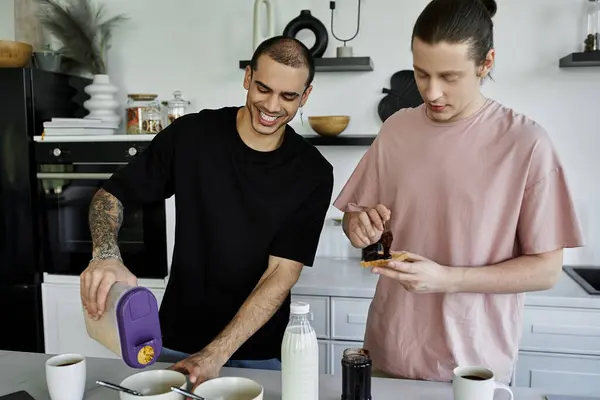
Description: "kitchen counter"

(295, 257), (380, 298)
(43, 257), (600, 309)
(294, 258), (600, 309)
(0, 350), (544, 400)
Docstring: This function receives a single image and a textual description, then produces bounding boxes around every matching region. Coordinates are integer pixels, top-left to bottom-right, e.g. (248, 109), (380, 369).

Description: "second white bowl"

(194, 376), (264, 400)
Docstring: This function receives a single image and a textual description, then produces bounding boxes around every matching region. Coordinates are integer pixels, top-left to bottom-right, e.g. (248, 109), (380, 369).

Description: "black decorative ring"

(283, 10), (329, 58)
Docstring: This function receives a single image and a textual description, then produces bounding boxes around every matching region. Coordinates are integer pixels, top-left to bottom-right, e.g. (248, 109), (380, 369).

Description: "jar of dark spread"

(341, 348), (372, 400)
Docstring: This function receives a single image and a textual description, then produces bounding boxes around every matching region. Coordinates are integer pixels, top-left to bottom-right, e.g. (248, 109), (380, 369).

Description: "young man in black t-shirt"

(80, 36), (334, 389)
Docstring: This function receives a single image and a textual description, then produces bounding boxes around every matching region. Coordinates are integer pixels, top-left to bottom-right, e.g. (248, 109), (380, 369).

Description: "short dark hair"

(250, 36), (315, 88)
(412, 0), (497, 69)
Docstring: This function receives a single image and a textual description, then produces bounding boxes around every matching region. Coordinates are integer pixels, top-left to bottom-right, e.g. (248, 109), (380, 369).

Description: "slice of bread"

(360, 251), (412, 268)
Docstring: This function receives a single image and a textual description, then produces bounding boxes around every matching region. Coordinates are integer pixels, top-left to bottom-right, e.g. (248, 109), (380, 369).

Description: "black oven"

(33, 139), (169, 279)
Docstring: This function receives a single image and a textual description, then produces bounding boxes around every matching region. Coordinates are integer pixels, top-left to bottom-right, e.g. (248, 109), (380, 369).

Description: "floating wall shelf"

(239, 57), (374, 72)
(559, 51), (600, 67)
(302, 134), (376, 146)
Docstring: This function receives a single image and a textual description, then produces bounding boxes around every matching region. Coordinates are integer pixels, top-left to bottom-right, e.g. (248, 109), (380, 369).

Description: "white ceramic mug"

(45, 353), (86, 400)
(452, 366), (513, 400)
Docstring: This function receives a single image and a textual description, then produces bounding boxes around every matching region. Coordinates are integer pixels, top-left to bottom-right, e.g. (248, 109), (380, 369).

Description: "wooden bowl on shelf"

(308, 115), (350, 137)
(0, 40), (33, 67)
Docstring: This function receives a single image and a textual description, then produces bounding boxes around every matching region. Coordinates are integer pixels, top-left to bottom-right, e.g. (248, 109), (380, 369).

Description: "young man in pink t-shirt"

(333, 0), (584, 385)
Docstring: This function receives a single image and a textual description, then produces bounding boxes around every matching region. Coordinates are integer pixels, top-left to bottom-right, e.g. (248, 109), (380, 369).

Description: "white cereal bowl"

(193, 376), (264, 400)
(119, 369), (188, 400)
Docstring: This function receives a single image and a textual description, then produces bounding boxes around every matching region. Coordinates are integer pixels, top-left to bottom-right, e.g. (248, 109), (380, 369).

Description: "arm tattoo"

(89, 188), (124, 258)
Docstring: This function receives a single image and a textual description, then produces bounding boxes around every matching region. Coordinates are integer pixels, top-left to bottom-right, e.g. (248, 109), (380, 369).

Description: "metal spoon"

(96, 380), (143, 396)
(170, 386), (206, 400)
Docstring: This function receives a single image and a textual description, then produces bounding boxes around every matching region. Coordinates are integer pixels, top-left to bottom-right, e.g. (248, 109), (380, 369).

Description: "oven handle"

(36, 172), (113, 180)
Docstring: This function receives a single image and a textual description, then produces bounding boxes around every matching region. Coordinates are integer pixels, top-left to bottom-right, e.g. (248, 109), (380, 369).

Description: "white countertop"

(43, 272), (167, 288)
(523, 266), (600, 309)
(43, 257), (600, 310)
(295, 258), (600, 309)
(0, 350), (544, 400)
(295, 257), (381, 298)
(33, 134), (156, 142)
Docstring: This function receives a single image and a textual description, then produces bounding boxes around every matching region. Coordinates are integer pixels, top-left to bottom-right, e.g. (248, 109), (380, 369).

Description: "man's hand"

(344, 204), (391, 248)
(80, 259), (137, 320)
(169, 347), (226, 393)
(372, 251), (455, 293)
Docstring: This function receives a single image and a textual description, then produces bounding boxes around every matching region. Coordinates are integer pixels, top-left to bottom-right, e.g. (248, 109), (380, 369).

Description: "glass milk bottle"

(281, 301), (319, 400)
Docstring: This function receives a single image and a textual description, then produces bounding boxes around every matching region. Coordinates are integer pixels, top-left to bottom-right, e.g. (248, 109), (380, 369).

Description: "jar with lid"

(584, 0), (600, 52)
(126, 94), (163, 134)
(165, 90), (189, 127)
(341, 348), (372, 400)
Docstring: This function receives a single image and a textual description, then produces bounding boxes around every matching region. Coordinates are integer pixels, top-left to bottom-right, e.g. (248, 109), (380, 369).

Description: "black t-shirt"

(102, 106), (334, 360)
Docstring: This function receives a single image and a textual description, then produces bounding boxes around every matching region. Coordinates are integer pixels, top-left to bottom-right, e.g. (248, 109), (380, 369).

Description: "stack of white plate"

(43, 118), (119, 136)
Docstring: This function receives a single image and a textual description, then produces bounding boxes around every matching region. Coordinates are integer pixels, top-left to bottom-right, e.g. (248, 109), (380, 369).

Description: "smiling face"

(412, 37), (494, 123)
(242, 55), (312, 136)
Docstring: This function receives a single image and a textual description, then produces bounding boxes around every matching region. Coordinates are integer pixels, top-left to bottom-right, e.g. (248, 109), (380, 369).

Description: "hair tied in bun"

(478, 0), (497, 18)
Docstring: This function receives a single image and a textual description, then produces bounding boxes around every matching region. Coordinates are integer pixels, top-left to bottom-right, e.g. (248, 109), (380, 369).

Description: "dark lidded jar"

(341, 348), (372, 400)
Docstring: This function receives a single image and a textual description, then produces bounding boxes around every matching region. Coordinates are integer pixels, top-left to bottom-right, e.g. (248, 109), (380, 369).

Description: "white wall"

(10, 0), (600, 264)
(0, 0), (14, 40)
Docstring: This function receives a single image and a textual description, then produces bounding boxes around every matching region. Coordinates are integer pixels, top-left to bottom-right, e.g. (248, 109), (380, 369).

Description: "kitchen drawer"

(331, 341), (364, 376)
(291, 295), (329, 339)
(318, 340), (331, 375)
(331, 297), (371, 341)
(515, 351), (600, 397)
(520, 306), (600, 356)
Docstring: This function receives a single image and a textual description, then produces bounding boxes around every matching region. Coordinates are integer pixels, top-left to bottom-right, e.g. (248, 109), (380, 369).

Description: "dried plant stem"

(35, 0), (127, 75)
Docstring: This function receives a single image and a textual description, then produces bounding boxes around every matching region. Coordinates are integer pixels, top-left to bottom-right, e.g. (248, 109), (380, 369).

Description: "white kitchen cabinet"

(292, 295), (330, 339)
(331, 341), (364, 376)
(331, 297), (370, 341)
(42, 281), (165, 358)
(513, 304), (600, 396)
(515, 351), (600, 397)
(318, 340), (330, 375)
(520, 305), (600, 356)
(42, 283), (116, 359)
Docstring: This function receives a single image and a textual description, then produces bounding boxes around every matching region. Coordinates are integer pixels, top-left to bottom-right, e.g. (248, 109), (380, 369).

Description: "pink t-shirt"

(333, 100), (584, 384)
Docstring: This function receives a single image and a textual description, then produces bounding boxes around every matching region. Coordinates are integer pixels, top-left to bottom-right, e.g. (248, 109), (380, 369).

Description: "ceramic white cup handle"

(494, 382), (514, 400)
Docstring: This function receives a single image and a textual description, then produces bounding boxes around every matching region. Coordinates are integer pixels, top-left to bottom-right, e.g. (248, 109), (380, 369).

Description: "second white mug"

(452, 366), (513, 400)
(45, 353), (86, 400)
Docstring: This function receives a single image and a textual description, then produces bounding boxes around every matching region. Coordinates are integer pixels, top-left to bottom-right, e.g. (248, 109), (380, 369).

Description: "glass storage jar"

(584, 0), (600, 52)
(126, 94), (163, 134)
(166, 90), (188, 127)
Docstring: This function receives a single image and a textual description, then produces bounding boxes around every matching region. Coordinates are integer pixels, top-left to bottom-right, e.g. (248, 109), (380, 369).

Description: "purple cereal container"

(84, 282), (162, 368)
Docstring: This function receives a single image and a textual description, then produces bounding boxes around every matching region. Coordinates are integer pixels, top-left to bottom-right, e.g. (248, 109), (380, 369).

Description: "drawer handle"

(532, 324), (600, 337)
(347, 314), (367, 324)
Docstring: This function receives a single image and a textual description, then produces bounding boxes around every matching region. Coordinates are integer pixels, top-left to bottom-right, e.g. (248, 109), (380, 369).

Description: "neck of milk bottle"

(288, 312), (311, 330)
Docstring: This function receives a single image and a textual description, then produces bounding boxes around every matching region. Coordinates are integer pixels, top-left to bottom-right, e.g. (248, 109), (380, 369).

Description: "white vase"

(83, 74), (121, 125)
(253, 0), (275, 51)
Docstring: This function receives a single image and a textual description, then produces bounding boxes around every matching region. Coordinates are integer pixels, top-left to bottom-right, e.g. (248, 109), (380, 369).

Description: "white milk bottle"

(281, 301), (319, 400)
